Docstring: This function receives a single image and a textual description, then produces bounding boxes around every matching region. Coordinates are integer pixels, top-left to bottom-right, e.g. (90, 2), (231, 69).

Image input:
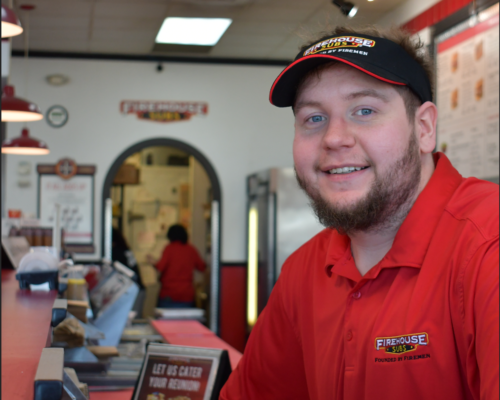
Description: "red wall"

(403, 0), (473, 33)
(219, 265), (247, 353)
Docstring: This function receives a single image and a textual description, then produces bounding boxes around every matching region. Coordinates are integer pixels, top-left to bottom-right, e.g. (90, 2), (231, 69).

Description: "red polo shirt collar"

(325, 153), (463, 282)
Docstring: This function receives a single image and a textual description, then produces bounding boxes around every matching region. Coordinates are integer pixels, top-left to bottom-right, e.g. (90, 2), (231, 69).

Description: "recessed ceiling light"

(155, 17), (232, 46)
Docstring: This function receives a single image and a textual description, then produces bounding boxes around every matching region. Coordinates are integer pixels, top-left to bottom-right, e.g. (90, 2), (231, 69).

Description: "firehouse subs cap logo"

(120, 100), (208, 123)
(375, 332), (429, 354)
(269, 33), (433, 108)
(303, 36), (376, 56)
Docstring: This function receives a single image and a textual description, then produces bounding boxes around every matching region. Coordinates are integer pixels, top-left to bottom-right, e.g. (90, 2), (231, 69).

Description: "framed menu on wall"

(37, 159), (96, 253)
(435, 4), (499, 181)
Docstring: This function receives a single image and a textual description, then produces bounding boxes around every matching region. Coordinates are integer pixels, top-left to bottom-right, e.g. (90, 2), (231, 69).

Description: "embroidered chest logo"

(375, 332), (429, 354)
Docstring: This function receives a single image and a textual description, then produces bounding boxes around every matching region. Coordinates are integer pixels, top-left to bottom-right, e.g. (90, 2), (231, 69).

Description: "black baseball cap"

(269, 33), (432, 107)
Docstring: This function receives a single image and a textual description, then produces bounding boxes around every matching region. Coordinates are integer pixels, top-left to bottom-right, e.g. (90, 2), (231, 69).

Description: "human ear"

(414, 101), (437, 154)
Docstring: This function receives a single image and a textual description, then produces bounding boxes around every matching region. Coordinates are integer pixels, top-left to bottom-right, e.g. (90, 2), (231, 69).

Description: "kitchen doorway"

(102, 138), (221, 333)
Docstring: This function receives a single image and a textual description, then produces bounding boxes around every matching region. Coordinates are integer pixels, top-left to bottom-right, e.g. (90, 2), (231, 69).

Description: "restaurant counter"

(1, 269), (242, 400)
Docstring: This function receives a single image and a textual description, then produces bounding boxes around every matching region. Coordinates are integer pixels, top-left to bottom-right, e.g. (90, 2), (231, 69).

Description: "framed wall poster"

(37, 159), (96, 253)
(434, 4), (499, 181)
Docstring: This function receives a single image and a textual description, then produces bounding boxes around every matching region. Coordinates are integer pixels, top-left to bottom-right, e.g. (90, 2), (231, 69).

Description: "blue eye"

(356, 108), (373, 116)
(309, 115), (324, 123)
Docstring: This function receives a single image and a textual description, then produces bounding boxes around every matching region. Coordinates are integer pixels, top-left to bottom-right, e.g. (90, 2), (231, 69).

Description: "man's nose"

(321, 117), (356, 150)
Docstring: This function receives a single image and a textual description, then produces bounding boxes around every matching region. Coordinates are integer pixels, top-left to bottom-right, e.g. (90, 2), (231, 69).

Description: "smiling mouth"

(327, 166), (369, 175)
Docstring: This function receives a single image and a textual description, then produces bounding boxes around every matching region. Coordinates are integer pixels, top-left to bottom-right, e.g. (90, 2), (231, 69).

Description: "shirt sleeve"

(462, 238), (499, 400)
(191, 245), (206, 272)
(219, 275), (309, 399)
(155, 246), (170, 274)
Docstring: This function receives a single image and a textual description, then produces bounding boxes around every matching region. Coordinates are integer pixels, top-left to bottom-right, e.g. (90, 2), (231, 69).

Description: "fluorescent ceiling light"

(155, 17), (232, 46)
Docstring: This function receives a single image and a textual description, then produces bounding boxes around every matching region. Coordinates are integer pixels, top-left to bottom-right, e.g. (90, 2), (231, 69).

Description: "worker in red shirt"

(221, 26), (498, 399)
(147, 224), (206, 308)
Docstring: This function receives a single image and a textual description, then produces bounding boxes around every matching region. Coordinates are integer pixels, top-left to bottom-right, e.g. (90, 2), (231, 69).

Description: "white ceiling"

(6, 0), (408, 61)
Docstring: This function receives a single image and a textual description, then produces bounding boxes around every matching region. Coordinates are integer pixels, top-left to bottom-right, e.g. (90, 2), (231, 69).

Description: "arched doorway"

(101, 138), (222, 334)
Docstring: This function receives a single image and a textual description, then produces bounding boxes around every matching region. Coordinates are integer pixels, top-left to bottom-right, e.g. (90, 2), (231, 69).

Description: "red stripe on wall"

(402, 0), (473, 33)
(220, 266), (247, 353)
(437, 13), (499, 52)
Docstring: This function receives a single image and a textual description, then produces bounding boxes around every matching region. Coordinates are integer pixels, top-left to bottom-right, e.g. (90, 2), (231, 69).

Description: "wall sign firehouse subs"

(37, 158), (96, 253)
(120, 100), (208, 123)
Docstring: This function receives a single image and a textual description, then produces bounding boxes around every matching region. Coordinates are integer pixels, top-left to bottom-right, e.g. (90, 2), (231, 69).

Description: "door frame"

(101, 137), (222, 332)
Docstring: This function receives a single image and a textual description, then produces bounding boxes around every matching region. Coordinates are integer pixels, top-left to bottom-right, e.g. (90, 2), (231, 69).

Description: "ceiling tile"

(227, 20), (298, 36)
(89, 40), (152, 53)
(235, 4), (319, 22)
(216, 32), (285, 47)
(91, 29), (156, 42)
(210, 43), (276, 58)
(19, 39), (90, 53)
(5, 0), (409, 59)
(14, 0), (93, 18)
(93, 2), (169, 19)
(164, 3), (239, 19)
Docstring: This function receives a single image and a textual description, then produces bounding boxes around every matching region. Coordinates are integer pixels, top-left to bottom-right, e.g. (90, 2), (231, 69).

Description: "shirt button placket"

(352, 291), (362, 299)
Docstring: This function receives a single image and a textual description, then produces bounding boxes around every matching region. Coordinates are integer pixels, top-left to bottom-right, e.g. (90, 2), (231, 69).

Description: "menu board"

(39, 174), (94, 246)
(133, 344), (224, 400)
(435, 7), (499, 180)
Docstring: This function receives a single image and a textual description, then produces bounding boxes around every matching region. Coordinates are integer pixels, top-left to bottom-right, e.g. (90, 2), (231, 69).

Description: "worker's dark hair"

(112, 228), (130, 250)
(167, 224), (188, 244)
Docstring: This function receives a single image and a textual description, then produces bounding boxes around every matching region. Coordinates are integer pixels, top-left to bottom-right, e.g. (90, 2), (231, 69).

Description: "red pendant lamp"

(2, 128), (49, 155)
(1, 5), (23, 38)
(2, 85), (43, 122)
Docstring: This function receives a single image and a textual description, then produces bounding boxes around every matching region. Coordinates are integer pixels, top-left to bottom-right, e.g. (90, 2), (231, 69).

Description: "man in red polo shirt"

(221, 27), (498, 399)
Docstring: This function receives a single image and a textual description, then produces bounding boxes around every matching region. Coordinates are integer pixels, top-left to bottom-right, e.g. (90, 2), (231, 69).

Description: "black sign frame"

(132, 343), (232, 400)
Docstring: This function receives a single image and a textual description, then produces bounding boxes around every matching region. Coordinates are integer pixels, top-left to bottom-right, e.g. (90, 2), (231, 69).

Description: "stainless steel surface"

(275, 168), (323, 277)
(53, 203), (61, 256)
(154, 307), (206, 321)
(210, 200), (220, 334)
(104, 198), (112, 261)
(266, 193), (276, 306)
(246, 168), (324, 314)
(63, 370), (88, 400)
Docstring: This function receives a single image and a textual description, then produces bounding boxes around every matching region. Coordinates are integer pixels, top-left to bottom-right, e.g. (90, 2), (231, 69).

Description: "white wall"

(5, 57), (294, 261)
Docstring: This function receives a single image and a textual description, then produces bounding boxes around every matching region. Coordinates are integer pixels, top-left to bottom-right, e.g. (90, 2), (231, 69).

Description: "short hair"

(167, 224), (188, 244)
(293, 26), (434, 124)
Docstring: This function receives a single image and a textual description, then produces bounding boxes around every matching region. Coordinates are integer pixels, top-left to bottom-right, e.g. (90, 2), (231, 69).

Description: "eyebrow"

(294, 89), (391, 113)
(344, 89), (390, 102)
(293, 100), (322, 114)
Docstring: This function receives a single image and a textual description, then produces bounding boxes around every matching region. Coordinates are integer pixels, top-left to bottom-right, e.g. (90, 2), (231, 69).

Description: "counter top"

(1, 269), (58, 400)
(151, 320), (243, 369)
(1, 269), (241, 400)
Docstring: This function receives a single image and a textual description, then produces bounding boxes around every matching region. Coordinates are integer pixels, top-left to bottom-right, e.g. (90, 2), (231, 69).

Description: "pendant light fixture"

(1, 5), (23, 38)
(1, 4), (43, 122)
(2, 128), (49, 155)
(1, 4), (48, 155)
(1, 85), (43, 121)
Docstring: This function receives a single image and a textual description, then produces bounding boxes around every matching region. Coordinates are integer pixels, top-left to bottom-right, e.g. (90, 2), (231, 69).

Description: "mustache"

(294, 132), (421, 235)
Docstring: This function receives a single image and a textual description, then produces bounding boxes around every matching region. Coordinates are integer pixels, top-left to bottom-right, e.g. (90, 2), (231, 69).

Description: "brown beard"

(295, 132), (422, 235)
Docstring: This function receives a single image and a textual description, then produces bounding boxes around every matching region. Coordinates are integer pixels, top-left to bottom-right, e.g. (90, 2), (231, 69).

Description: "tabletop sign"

(132, 343), (231, 400)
